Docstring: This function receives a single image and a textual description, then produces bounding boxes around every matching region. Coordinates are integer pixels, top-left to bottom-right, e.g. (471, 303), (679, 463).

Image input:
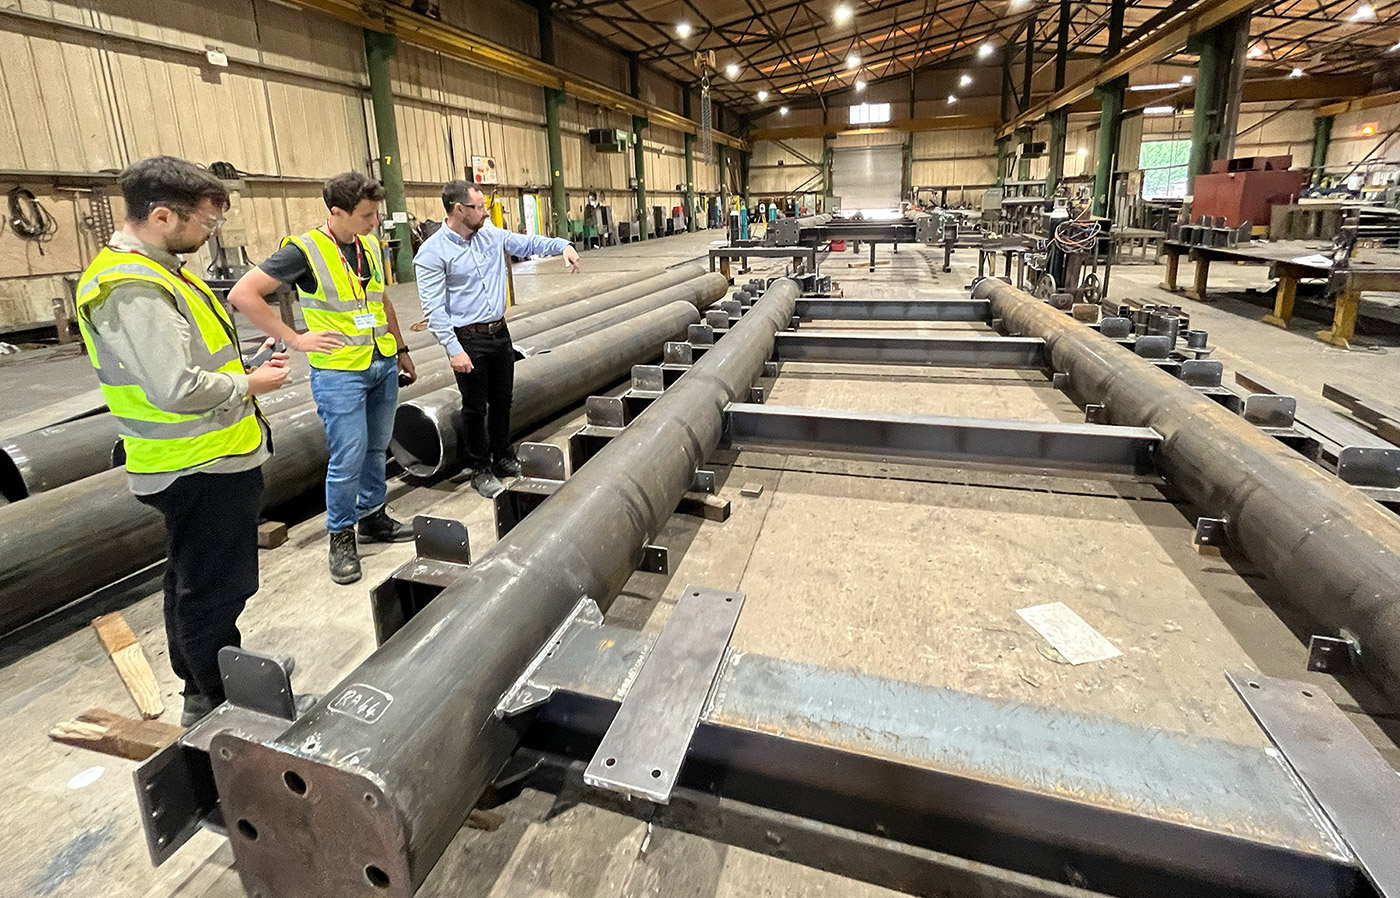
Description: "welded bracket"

(1337, 446), (1400, 489)
(495, 597), (606, 718)
(413, 515), (471, 565)
(218, 647), (296, 721)
(587, 395), (627, 428)
(664, 342), (694, 366)
(640, 544), (669, 575)
(1134, 335), (1172, 360)
(749, 385), (766, 404)
(583, 585), (745, 803)
(1307, 631), (1360, 674)
(705, 309), (730, 331)
(495, 443), (567, 538)
(1052, 372), (1070, 391)
(688, 323), (715, 345)
(1195, 516), (1228, 547)
(1099, 317), (1132, 339)
(1243, 394), (1297, 429)
(1085, 403), (1107, 424)
(763, 361), (779, 378)
(632, 364), (666, 393)
(693, 469), (716, 493)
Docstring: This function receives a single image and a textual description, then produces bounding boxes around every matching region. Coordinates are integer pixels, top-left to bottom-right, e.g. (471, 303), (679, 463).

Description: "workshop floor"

(2, 231), (1398, 898)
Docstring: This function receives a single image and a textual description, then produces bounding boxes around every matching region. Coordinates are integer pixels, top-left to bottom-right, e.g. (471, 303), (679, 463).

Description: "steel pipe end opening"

(389, 404), (455, 480)
(0, 448), (26, 502)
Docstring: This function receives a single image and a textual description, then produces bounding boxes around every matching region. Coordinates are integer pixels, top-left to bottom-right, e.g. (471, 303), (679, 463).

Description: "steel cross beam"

(773, 331), (1049, 368)
(722, 403), (1162, 475)
(793, 297), (991, 321)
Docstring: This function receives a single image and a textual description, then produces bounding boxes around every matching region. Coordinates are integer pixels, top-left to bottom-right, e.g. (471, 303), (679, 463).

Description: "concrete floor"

(1, 230), (1398, 898)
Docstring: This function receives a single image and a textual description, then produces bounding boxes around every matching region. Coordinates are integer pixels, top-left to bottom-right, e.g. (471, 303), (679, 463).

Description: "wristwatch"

(397, 347), (411, 356)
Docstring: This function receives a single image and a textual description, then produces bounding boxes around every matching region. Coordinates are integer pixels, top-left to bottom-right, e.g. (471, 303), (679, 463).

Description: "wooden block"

(740, 483), (764, 498)
(91, 612), (165, 719)
(466, 808), (505, 831)
(257, 520), (288, 550)
(676, 490), (731, 522)
(49, 708), (183, 761)
(1194, 541), (1222, 557)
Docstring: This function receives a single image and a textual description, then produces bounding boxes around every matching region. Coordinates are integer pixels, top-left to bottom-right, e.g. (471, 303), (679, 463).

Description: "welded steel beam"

(391, 301), (705, 477)
(976, 278), (1400, 712)
(774, 332), (1048, 368)
(206, 280), (802, 898)
(793, 298), (990, 322)
(722, 404), (1161, 475)
(507, 265), (672, 321)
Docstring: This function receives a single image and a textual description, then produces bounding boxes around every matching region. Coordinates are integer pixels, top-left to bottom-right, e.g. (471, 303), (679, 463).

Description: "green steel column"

(544, 89), (568, 238)
(995, 136), (1011, 187)
(1046, 108), (1067, 196)
(364, 29), (413, 282)
(684, 132), (697, 228)
(901, 132), (913, 201)
(718, 143), (730, 221)
(1093, 78), (1125, 218)
(632, 116), (649, 240)
(821, 138), (833, 199)
(740, 150), (752, 209)
(1188, 23), (1232, 186)
(1310, 115), (1333, 187)
(1015, 126), (1032, 182)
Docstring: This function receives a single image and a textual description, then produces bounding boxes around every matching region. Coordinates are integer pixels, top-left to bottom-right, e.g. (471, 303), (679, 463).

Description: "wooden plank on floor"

(92, 611), (165, 719)
(49, 708), (182, 761)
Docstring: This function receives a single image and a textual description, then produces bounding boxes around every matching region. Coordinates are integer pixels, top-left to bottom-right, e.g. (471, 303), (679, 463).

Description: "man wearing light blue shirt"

(415, 180), (580, 497)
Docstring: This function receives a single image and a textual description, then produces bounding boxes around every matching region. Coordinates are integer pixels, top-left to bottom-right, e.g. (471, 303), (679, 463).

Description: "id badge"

(352, 311), (377, 329)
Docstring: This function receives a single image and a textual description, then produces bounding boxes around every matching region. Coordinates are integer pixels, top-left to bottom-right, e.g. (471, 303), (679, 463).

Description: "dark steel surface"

(979, 278), (1400, 712)
(774, 331), (1049, 368)
(507, 624), (1356, 898)
(723, 403), (1161, 475)
(207, 281), (801, 898)
(511, 272), (726, 355)
(1229, 671), (1400, 898)
(505, 264), (672, 321)
(0, 413), (119, 501)
(505, 264), (708, 341)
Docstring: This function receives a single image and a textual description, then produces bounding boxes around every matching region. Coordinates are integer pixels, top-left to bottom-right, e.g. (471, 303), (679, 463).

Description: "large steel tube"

(512, 271), (727, 355)
(507, 265), (673, 320)
(392, 301), (702, 477)
(504, 264), (708, 337)
(0, 414), (120, 501)
(976, 278), (1400, 710)
(210, 280), (803, 898)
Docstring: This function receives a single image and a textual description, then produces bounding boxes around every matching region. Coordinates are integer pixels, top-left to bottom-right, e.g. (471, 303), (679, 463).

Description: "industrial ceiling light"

(1181, 74), (1193, 84)
(1077, 147), (1088, 156)
(834, 4), (852, 24)
(855, 79), (866, 91)
(1391, 40), (1400, 52)
(1351, 3), (1377, 21)
(780, 106), (790, 115)
(1289, 66), (1304, 78)
(1362, 122), (1378, 135)
(1144, 105), (1175, 115)
(978, 41), (995, 59)
(1129, 82), (1181, 91)
(947, 94), (957, 104)
(846, 53), (861, 69)
(1247, 45), (1264, 58)
(1008, 0), (1033, 12)
(757, 89), (769, 101)
(725, 62), (741, 79)
(676, 22), (692, 39)
(960, 73), (973, 87)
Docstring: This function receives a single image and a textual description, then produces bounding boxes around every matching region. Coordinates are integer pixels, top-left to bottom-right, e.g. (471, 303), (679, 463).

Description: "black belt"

(457, 317), (506, 335)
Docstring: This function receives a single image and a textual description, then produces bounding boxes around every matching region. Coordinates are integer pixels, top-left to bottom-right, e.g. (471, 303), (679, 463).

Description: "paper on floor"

(1016, 601), (1122, 665)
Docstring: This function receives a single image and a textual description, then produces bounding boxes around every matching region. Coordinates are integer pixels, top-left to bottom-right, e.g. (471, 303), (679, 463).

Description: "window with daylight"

(849, 102), (892, 125)
(1139, 139), (1192, 199)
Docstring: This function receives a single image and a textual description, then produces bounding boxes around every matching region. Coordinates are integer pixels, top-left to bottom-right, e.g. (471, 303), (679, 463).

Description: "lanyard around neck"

(322, 221), (367, 304)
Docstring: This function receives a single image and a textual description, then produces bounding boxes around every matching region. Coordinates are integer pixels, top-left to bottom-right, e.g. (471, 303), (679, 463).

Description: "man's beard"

(168, 237), (205, 255)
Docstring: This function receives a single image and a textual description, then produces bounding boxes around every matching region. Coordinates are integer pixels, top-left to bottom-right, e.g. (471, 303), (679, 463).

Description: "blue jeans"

(310, 355), (399, 533)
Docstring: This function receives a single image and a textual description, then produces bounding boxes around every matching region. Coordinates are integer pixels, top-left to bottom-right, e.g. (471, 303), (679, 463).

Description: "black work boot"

(329, 528), (361, 584)
(358, 507), (414, 543)
(470, 469), (506, 499)
(492, 454), (523, 478)
(180, 692), (218, 727)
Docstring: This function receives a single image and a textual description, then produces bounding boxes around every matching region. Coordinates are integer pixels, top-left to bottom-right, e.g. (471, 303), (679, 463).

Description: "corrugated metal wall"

(0, 0), (718, 331)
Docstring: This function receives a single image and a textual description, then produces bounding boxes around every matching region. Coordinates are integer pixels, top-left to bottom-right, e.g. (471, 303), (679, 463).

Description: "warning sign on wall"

(472, 156), (499, 185)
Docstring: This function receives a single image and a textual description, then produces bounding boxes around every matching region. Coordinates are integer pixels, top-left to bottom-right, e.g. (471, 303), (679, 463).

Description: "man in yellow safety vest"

(230, 172), (415, 585)
(76, 156), (291, 726)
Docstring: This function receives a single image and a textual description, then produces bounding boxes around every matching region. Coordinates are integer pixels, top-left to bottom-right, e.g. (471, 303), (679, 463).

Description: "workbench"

(709, 245), (821, 280)
(1159, 239), (1400, 349)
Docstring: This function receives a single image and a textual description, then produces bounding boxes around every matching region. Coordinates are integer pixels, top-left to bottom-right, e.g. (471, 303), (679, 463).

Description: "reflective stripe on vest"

(285, 230), (396, 370)
(75, 247), (263, 474)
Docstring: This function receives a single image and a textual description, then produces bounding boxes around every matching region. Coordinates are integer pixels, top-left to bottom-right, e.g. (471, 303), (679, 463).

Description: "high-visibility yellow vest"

(284, 229), (396, 370)
(76, 247), (264, 475)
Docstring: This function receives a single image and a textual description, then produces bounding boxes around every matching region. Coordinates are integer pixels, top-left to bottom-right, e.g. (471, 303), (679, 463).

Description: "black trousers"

(136, 468), (263, 701)
(452, 325), (515, 471)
